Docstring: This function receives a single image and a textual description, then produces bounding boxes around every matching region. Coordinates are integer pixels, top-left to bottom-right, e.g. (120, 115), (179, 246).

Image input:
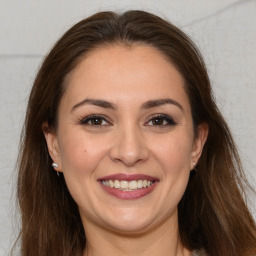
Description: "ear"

(190, 122), (208, 169)
(42, 122), (62, 172)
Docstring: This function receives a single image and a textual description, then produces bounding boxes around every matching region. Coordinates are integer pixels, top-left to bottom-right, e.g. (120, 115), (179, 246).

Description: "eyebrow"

(141, 98), (183, 112)
(71, 99), (117, 112)
(71, 98), (183, 112)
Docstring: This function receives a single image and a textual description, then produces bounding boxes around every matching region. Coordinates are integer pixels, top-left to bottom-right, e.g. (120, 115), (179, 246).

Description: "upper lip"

(98, 173), (158, 182)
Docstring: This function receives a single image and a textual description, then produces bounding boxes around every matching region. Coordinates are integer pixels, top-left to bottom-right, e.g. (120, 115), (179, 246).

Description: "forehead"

(61, 44), (190, 111)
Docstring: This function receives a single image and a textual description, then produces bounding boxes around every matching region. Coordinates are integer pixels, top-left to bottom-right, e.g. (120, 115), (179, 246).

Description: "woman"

(16, 10), (256, 256)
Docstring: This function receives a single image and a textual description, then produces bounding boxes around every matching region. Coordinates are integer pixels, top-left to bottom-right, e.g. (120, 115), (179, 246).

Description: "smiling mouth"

(101, 179), (154, 191)
(98, 174), (158, 200)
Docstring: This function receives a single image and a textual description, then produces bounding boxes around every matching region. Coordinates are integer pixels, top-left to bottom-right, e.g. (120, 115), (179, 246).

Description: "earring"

(192, 162), (198, 173)
(52, 163), (58, 168)
(52, 163), (60, 176)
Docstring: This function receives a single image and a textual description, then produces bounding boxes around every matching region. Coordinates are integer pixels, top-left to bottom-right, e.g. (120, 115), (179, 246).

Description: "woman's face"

(44, 45), (207, 234)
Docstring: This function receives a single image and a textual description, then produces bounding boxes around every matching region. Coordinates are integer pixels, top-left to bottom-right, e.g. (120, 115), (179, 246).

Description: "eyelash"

(79, 114), (111, 126)
(145, 114), (177, 126)
(79, 114), (177, 127)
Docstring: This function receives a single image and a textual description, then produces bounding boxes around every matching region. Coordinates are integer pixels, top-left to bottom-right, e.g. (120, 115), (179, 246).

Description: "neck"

(82, 210), (191, 256)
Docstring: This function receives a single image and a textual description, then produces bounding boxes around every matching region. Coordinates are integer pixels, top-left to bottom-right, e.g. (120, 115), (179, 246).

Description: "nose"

(109, 125), (149, 167)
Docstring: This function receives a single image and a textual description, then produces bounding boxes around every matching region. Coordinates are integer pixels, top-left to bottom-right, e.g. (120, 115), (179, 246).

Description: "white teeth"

(129, 180), (137, 190)
(137, 180), (143, 188)
(142, 180), (147, 188)
(101, 179), (154, 190)
(120, 180), (129, 189)
(109, 180), (114, 188)
(114, 180), (120, 189)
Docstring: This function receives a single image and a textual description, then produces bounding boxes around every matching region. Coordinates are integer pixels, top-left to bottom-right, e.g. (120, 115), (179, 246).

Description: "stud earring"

(192, 162), (198, 173)
(52, 162), (60, 176)
(52, 163), (59, 168)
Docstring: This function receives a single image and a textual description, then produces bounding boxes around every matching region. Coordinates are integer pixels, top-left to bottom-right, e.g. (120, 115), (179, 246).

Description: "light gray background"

(0, 0), (255, 255)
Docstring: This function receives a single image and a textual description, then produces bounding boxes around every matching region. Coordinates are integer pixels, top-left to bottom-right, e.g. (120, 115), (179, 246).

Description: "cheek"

(57, 130), (111, 206)
(153, 131), (192, 195)
(143, 131), (193, 217)
(58, 129), (110, 178)
(156, 136), (192, 203)
(152, 132), (193, 175)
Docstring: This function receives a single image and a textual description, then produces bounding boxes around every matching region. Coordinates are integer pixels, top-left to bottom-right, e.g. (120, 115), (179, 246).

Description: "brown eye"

(151, 117), (164, 125)
(90, 117), (104, 125)
(80, 115), (110, 126)
(145, 114), (177, 126)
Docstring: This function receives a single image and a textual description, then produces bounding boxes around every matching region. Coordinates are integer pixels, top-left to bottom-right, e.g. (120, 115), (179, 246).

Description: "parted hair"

(16, 10), (256, 256)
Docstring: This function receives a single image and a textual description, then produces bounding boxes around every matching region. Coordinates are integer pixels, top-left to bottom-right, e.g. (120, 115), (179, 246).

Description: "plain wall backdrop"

(0, 0), (255, 255)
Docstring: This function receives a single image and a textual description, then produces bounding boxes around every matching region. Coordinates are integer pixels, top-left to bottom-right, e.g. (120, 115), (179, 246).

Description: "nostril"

(109, 134), (149, 166)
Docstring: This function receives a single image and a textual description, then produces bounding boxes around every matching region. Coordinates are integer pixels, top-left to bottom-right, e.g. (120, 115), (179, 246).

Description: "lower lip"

(99, 181), (158, 200)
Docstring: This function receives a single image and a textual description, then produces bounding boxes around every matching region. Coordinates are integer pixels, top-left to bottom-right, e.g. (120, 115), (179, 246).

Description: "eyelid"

(144, 113), (177, 126)
(79, 114), (112, 126)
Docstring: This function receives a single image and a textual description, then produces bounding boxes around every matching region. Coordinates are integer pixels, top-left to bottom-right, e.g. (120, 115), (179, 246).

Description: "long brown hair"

(16, 10), (256, 256)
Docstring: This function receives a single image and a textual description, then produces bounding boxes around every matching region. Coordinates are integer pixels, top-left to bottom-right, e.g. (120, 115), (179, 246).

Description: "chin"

(106, 219), (154, 235)
(99, 206), (175, 235)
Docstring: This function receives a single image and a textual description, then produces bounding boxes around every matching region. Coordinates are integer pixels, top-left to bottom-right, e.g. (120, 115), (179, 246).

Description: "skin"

(43, 45), (208, 256)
